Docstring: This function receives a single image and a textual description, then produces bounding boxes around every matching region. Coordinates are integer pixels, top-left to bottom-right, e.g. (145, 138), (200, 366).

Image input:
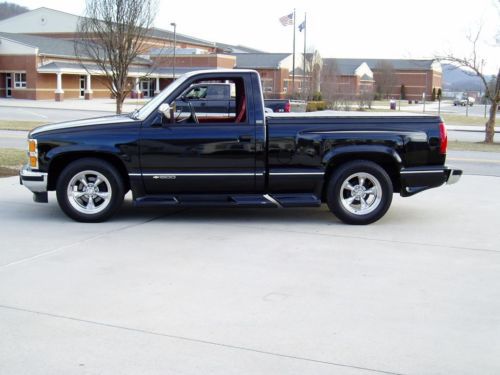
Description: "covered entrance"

(5, 73), (12, 97)
(79, 75), (86, 98)
(140, 78), (155, 98)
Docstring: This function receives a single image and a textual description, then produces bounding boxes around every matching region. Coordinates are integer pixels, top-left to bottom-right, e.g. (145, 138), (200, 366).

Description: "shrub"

(312, 92), (323, 101)
(306, 101), (327, 112)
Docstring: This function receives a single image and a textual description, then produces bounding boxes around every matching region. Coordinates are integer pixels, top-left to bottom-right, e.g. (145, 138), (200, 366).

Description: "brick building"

(0, 7), (442, 103)
(321, 59), (375, 98)
(230, 53), (299, 98)
(324, 58), (442, 100)
(0, 7), (232, 101)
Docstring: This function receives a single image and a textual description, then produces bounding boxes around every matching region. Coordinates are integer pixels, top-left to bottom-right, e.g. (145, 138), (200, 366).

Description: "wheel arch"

(321, 146), (403, 200)
(47, 151), (130, 192)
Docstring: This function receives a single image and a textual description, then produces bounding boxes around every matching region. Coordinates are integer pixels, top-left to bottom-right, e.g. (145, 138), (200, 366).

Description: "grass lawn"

(363, 108), (489, 126)
(372, 100), (410, 108)
(439, 114), (487, 126)
(447, 141), (500, 152)
(0, 148), (26, 177)
(0, 120), (46, 131)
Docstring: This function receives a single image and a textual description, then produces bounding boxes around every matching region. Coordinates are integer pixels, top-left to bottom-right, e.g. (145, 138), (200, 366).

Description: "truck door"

(139, 75), (257, 195)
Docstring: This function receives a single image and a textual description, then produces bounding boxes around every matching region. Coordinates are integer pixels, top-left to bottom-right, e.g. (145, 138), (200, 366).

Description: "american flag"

(279, 13), (294, 26)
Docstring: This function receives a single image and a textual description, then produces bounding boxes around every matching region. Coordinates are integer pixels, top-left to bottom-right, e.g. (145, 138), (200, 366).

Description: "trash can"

(408, 100), (412, 104)
(390, 100), (396, 110)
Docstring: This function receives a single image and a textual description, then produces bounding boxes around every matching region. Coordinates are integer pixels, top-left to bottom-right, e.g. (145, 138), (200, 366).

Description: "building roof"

(149, 27), (216, 48)
(216, 42), (264, 54)
(232, 53), (291, 69)
(322, 58), (364, 76)
(0, 32), (151, 63)
(324, 58), (438, 72)
(0, 32), (78, 57)
(37, 60), (226, 78)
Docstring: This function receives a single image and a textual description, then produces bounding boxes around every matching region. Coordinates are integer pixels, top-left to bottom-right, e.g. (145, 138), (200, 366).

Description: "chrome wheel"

(340, 172), (382, 215)
(66, 170), (112, 215)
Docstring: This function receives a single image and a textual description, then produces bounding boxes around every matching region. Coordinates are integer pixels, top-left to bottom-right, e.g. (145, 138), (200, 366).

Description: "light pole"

(170, 22), (177, 80)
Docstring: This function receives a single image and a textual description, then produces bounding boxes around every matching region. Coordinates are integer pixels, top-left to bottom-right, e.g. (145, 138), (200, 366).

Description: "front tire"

(56, 158), (124, 222)
(326, 160), (393, 225)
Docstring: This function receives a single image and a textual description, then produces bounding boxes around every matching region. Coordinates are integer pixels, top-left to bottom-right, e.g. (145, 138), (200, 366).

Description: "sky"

(11, 0), (500, 73)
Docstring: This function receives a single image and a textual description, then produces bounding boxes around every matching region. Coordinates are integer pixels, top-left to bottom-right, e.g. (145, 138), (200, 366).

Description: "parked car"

(20, 69), (461, 225)
(264, 99), (291, 113)
(453, 94), (475, 106)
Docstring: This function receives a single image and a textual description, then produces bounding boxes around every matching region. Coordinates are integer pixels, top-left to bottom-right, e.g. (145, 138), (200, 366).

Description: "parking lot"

(1, 173), (499, 375)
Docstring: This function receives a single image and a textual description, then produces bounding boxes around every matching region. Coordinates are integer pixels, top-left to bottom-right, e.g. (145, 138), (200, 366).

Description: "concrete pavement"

(0, 174), (499, 374)
(0, 98), (144, 113)
(0, 106), (110, 123)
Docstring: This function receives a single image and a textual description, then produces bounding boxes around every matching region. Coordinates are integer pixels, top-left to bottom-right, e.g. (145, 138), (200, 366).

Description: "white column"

(154, 76), (160, 95)
(85, 74), (93, 94)
(55, 73), (64, 94)
(135, 77), (140, 94)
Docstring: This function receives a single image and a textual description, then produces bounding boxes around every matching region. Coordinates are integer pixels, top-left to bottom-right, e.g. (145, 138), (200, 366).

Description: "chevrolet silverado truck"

(20, 69), (462, 224)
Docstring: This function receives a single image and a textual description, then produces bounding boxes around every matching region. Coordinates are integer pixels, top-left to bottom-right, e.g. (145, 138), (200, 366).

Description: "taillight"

(284, 102), (291, 112)
(439, 122), (448, 155)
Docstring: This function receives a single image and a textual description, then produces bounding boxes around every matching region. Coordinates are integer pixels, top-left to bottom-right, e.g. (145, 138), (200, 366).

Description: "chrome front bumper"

(19, 164), (48, 193)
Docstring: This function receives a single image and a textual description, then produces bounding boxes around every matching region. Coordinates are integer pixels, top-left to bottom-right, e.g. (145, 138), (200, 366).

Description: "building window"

(14, 73), (27, 88)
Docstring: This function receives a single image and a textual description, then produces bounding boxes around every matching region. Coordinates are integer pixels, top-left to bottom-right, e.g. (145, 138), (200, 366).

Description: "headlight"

(27, 139), (38, 169)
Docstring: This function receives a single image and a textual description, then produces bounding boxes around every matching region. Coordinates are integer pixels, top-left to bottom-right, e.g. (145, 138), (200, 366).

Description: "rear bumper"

(400, 166), (462, 197)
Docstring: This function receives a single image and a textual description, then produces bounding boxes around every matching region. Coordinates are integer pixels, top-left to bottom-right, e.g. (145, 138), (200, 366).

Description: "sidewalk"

(447, 125), (499, 133)
(0, 98), (145, 113)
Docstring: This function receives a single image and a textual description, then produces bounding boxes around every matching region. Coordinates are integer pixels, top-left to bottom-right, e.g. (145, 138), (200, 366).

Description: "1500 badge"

(153, 175), (176, 180)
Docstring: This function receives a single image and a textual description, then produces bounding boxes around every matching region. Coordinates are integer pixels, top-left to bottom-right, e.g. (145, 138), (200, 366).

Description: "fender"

(322, 144), (403, 169)
(45, 144), (130, 165)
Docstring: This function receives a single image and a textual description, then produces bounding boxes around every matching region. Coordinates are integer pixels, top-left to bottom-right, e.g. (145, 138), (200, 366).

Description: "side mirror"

(158, 103), (171, 119)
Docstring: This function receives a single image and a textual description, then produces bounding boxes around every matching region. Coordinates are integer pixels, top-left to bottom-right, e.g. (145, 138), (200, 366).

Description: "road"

(0, 106), (110, 123)
(375, 101), (498, 118)
(1, 174), (499, 375)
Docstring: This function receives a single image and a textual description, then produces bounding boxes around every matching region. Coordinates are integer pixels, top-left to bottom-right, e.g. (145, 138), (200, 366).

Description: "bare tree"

(375, 61), (397, 99)
(438, 26), (499, 143)
(321, 60), (341, 109)
(301, 48), (322, 100)
(75, 0), (157, 114)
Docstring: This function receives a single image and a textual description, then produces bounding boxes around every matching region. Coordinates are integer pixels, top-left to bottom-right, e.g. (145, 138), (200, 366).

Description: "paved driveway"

(0, 175), (499, 374)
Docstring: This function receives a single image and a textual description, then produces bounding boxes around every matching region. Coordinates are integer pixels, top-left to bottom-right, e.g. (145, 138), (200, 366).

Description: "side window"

(206, 85), (228, 100)
(172, 78), (247, 125)
(185, 86), (207, 99)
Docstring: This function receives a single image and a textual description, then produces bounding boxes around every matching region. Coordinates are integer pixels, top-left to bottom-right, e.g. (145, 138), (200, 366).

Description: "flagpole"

(292, 8), (296, 95)
(302, 12), (307, 99)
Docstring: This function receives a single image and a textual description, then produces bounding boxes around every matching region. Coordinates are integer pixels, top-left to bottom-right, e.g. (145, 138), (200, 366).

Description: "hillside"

(0, 2), (28, 21)
(442, 63), (493, 92)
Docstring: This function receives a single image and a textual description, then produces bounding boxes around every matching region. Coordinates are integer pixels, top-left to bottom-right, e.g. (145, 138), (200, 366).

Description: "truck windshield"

(133, 74), (192, 120)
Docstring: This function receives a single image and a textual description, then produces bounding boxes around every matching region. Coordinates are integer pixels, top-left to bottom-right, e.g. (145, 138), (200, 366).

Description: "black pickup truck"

(20, 69), (461, 224)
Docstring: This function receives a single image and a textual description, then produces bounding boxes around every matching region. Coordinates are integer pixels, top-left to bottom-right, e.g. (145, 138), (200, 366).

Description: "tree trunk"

(484, 100), (498, 143)
(115, 94), (124, 115)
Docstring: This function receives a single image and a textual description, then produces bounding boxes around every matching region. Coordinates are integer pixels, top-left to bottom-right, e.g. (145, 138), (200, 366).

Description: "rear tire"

(56, 158), (124, 222)
(326, 160), (393, 225)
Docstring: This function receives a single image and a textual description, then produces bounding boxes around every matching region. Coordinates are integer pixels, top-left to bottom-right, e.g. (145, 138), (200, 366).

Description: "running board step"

(134, 194), (321, 208)
(272, 194), (322, 207)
